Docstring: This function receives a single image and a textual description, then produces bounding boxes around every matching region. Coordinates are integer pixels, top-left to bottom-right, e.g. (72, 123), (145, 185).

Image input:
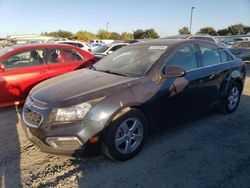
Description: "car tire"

(102, 109), (148, 161)
(221, 83), (242, 114)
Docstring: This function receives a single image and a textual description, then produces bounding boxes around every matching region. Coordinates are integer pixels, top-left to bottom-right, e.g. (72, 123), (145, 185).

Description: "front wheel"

(221, 83), (242, 114)
(102, 109), (148, 161)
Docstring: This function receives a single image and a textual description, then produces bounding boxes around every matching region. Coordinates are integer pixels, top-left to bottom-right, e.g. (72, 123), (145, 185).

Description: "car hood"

(31, 69), (140, 107)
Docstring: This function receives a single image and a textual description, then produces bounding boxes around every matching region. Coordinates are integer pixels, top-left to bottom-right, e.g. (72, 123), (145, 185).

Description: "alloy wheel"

(227, 86), (240, 110)
(115, 118), (143, 154)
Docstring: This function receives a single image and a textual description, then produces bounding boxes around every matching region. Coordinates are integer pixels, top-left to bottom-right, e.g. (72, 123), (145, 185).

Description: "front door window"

(2, 49), (46, 70)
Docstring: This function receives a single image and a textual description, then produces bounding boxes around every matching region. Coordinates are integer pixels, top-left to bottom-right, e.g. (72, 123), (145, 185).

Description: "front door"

(146, 43), (205, 127)
(0, 49), (49, 106)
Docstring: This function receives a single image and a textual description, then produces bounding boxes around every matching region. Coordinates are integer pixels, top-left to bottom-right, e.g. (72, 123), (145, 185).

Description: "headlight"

(52, 102), (92, 122)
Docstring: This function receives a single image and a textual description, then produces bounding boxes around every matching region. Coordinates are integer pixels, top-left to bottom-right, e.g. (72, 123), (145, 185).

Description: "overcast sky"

(0, 0), (250, 37)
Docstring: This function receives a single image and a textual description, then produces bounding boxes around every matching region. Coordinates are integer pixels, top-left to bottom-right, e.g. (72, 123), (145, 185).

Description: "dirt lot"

(1, 66), (250, 188)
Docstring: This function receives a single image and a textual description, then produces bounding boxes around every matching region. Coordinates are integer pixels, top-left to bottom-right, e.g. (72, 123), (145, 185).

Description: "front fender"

(78, 77), (161, 142)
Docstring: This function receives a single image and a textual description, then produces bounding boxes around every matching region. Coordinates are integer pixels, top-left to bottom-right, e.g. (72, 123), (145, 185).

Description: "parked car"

(0, 44), (98, 107)
(93, 43), (128, 58)
(229, 41), (250, 63)
(89, 43), (103, 51)
(21, 39), (246, 161)
(52, 40), (92, 52)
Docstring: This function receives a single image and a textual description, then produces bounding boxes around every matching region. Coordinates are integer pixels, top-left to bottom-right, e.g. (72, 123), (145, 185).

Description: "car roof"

(55, 40), (85, 44)
(130, 39), (186, 47)
(6, 43), (80, 50)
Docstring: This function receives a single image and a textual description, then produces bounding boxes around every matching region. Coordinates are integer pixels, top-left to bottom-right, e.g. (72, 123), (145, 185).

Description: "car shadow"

(76, 93), (250, 187)
(246, 64), (250, 77)
(0, 106), (21, 187)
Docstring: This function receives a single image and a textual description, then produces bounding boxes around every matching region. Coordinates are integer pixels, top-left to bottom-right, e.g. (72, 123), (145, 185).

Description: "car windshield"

(93, 45), (110, 53)
(0, 47), (14, 56)
(93, 45), (167, 77)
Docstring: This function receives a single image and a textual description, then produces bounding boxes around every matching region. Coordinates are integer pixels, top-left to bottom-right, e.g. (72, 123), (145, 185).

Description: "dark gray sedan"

(21, 39), (246, 161)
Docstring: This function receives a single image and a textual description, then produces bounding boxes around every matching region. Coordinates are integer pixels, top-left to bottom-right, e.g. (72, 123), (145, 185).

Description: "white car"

(90, 43), (103, 51)
(51, 40), (92, 52)
(93, 43), (129, 58)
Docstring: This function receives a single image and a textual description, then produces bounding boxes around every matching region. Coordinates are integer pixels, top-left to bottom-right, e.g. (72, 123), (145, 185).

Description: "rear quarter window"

(219, 50), (234, 62)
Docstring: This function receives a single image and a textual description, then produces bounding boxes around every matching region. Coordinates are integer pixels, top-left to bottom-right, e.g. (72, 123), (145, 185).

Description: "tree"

(75, 30), (97, 41)
(178, 27), (190, 35)
(243, 26), (250, 34)
(144, 28), (159, 39)
(97, 29), (111, 39)
(110, 32), (121, 40)
(121, 32), (134, 40)
(198, 27), (217, 36)
(217, 28), (230, 36)
(133, 29), (145, 39)
(133, 28), (159, 39)
(44, 30), (73, 38)
(228, 23), (245, 35)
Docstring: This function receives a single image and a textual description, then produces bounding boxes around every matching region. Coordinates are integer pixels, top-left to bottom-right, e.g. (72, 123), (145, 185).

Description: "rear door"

(47, 48), (85, 78)
(0, 49), (49, 106)
(197, 42), (231, 108)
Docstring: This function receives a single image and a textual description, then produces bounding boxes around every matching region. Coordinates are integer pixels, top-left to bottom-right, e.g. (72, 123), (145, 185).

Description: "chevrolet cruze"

(21, 39), (246, 161)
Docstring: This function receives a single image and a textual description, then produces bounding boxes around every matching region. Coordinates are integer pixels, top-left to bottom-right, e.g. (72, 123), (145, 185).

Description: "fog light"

(46, 137), (82, 149)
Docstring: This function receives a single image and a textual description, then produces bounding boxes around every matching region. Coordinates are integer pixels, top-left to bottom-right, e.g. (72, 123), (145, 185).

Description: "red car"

(0, 44), (97, 107)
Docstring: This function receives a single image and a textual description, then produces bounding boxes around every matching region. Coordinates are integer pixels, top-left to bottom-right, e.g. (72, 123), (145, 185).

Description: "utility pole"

(106, 22), (109, 32)
(189, 7), (195, 34)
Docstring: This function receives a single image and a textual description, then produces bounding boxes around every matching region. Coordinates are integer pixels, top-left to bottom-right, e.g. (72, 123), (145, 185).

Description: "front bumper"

(21, 120), (85, 154)
(21, 95), (108, 155)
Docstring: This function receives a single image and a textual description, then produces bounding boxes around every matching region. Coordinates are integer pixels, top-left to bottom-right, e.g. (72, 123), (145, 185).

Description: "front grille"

(23, 108), (43, 128)
(28, 96), (48, 109)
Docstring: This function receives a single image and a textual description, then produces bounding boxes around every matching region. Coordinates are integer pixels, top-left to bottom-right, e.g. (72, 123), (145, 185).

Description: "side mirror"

(0, 64), (5, 72)
(162, 65), (185, 78)
(107, 51), (113, 54)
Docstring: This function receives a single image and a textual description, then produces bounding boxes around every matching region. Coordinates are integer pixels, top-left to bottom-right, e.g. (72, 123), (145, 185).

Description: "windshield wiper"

(98, 69), (129, 77)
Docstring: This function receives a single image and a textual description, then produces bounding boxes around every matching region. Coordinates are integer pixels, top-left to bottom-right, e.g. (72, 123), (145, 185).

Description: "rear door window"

(199, 43), (221, 66)
(48, 49), (83, 64)
(165, 43), (198, 71)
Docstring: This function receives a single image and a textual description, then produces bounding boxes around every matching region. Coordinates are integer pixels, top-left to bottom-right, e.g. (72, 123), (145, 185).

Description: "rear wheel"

(221, 83), (242, 114)
(102, 109), (148, 161)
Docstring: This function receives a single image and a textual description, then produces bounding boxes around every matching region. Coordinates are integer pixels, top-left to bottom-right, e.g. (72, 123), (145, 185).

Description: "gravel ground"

(0, 66), (250, 188)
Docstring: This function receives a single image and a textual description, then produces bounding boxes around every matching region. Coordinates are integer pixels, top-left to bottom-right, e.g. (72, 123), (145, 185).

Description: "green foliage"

(217, 28), (231, 36)
(121, 32), (134, 40)
(133, 28), (159, 39)
(178, 27), (190, 35)
(97, 29), (111, 39)
(227, 24), (245, 35)
(42, 30), (73, 38)
(198, 27), (217, 36)
(144, 29), (159, 38)
(75, 30), (97, 41)
(133, 29), (145, 39)
(110, 32), (122, 40)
